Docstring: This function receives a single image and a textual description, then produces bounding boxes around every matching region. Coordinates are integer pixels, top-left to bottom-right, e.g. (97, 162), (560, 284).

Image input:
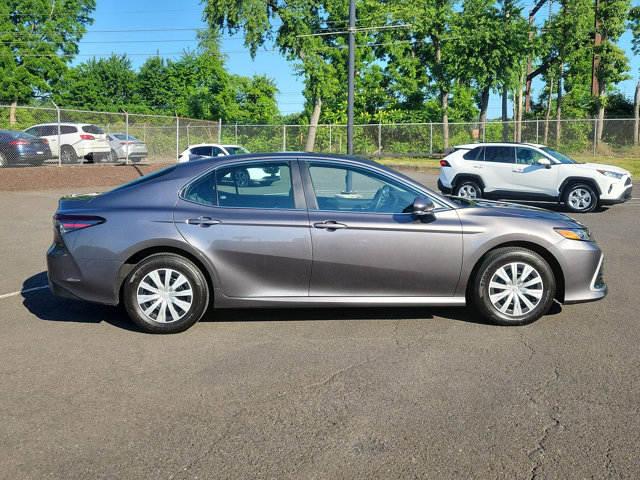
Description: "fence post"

(430, 122), (433, 154)
(124, 109), (129, 164)
(329, 123), (332, 153)
(378, 119), (382, 157)
(536, 118), (539, 143)
(186, 122), (191, 147)
(218, 118), (222, 144)
(176, 114), (179, 163)
(593, 118), (597, 158)
(282, 125), (286, 151)
(51, 101), (61, 166)
(482, 120), (486, 142)
(235, 122), (238, 144)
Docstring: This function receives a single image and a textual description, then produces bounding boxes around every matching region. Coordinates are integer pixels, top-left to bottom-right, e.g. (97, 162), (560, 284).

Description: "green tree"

(0, 0), (96, 123)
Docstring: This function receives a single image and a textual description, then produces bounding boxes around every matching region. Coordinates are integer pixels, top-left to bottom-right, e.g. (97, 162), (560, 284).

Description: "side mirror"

(537, 158), (552, 169)
(412, 197), (435, 217)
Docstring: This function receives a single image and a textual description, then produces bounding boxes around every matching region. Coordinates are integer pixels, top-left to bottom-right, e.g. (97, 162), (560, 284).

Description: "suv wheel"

(471, 247), (556, 326)
(60, 145), (78, 164)
(0, 152), (9, 167)
(454, 180), (482, 199)
(563, 183), (598, 213)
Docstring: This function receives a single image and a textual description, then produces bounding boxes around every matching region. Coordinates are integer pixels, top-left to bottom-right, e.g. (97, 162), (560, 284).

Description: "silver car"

(106, 133), (148, 162)
(47, 153), (606, 333)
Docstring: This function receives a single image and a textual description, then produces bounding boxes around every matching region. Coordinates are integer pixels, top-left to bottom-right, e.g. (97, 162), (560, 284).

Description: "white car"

(178, 143), (278, 186)
(24, 122), (110, 164)
(438, 142), (633, 213)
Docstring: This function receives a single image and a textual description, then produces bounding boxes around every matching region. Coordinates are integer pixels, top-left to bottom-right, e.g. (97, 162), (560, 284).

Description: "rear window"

(107, 166), (177, 194)
(1, 131), (36, 140)
(82, 125), (104, 135)
(463, 147), (483, 161)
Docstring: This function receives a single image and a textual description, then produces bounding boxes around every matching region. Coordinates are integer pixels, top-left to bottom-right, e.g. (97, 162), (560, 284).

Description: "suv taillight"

(54, 214), (105, 234)
(10, 140), (30, 145)
(440, 160), (451, 167)
(80, 134), (95, 140)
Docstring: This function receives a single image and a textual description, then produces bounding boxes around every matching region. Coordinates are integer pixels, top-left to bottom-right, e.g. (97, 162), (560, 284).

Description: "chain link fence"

(2, 104), (639, 168)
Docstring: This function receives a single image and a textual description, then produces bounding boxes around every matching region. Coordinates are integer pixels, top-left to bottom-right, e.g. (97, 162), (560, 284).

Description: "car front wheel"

(123, 254), (210, 334)
(563, 183), (598, 213)
(471, 247), (556, 326)
(454, 180), (482, 199)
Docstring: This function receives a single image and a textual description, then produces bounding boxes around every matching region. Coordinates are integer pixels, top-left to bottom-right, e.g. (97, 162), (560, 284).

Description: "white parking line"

(0, 285), (49, 300)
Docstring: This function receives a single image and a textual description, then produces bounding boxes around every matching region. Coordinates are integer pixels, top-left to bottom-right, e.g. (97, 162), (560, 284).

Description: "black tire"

(60, 145), (78, 164)
(471, 247), (556, 326)
(109, 150), (119, 163)
(232, 168), (250, 187)
(563, 183), (598, 213)
(0, 152), (9, 168)
(123, 254), (210, 334)
(454, 179), (482, 199)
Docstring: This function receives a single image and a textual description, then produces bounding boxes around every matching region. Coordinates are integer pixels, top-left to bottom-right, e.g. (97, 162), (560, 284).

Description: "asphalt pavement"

(1, 174), (639, 479)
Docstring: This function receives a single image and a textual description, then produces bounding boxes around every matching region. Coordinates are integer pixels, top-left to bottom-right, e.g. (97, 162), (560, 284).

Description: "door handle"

(187, 216), (221, 226)
(313, 221), (347, 230)
(473, 165), (483, 168)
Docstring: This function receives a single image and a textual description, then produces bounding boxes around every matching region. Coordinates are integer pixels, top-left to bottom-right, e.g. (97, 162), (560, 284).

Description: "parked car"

(106, 133), (148, 162)
(48, 153), (606, 334)
(178, 143), (277, 186)
(438, 142), (633, 213)
(24, 122), (110, 164)
(177, 143), (250, 162)
(0, 130), (52, 167)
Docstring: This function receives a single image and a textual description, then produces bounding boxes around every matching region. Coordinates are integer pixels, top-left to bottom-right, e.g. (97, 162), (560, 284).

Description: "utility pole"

(347, 0), (355, 155)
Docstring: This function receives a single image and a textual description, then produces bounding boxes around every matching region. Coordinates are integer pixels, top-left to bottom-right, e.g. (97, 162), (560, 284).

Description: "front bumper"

(550, 239), (607, 304)
(600, 183), (633, 205)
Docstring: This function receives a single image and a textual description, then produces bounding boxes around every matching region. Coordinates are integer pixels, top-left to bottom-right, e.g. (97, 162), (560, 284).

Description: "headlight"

(597, 169), (624, 179)
(554, 227), (592, 241)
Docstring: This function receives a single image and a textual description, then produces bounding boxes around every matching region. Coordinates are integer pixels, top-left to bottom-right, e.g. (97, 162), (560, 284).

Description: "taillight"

(54, 214), (105, 234)
(80, 134), (95, 140)
(440, 160), (451, 167)
(43, 139), (49, 144)
(10, 140), (30, 145)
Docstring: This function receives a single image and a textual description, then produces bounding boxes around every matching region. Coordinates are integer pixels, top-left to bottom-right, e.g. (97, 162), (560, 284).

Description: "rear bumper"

(437, 179), (453, 194)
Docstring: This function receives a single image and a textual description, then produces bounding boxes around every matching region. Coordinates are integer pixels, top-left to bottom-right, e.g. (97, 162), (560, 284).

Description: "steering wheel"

(369, 185), (390, 211)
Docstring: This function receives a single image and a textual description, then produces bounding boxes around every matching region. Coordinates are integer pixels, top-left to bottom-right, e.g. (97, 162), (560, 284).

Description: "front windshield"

(541, 148), (579, 164)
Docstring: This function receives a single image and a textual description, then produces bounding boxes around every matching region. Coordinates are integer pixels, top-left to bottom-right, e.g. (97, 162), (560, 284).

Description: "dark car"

(47, 153), (606, 333)
(0, 130), (52, 167)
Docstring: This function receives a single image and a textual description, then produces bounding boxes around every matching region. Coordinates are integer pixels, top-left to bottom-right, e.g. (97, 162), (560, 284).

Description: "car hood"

(575, 162), (630, 175)
(451, 197), (578, 222)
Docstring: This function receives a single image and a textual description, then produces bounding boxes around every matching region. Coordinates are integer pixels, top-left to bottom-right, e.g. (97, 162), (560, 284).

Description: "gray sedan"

(47, 153), (606, 333)
(106, 133), (148, 162)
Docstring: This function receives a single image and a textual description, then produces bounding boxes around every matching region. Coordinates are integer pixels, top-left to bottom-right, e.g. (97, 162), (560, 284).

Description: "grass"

(373, 156), (640, 178)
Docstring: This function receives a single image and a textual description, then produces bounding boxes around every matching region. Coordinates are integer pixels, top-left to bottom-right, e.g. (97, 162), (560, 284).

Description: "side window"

(61, 125), (77, 134)
(25, 126), (40, 136)
(191, 146), (212, 156)
(463, 147), (483, 161)
(211, 147), (224, 156)
(183, 171), (217, 206)
(41, 125), (57, 136)
(82, 125), (103, 134)
(216, 162), (293, 209)
(307, 163), (422, 214)
(516, 148), (546, 166)
(484, 146), (515, 164)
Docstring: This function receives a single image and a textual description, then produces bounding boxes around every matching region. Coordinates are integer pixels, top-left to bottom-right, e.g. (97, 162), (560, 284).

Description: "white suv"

(438, 143), (633, 213)
(24, 123), (110, 164)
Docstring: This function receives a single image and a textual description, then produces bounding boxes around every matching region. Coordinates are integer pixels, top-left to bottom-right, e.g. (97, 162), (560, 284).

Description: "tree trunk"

(10, 99), (18, 125)
(478, 87), (490, 140)
(634, 80), (640, 144)
(517, 75), (524, 142)
(304, 97), (322, 152)
(555, 64), (563, 144)
(544, 76), (553, 144)
(513, 91), (518, 142)
(502, 85), (509, 142)
(441, 89), (449, 151)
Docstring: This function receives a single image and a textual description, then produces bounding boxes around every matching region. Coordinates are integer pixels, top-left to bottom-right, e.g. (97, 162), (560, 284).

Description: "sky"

(73, 0), (640, 122)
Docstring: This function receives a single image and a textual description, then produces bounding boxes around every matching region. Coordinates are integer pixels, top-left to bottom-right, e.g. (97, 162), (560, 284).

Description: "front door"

(303, 161), (463, 297)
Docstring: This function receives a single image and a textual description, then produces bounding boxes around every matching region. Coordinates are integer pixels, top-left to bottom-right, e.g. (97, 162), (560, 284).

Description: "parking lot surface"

(1, 173), (639, 479)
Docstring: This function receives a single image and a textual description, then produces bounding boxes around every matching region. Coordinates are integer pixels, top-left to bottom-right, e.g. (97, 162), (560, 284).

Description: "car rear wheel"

(563, 183), (598, 213)
(232, 168), (250, 187)
(454, 180), (482, 199)
(109, 149), (119, 163)
(0, 152), (9, 167)
(123, 254), (209, 334)
(60, 145), (78, 164)
(471, 247), (556, 326)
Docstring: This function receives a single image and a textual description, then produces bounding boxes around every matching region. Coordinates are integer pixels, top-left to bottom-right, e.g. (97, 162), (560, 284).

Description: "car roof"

(454, 142), (546, 149)
(187, 143), (242, 148)
(27, 122), (98, 127)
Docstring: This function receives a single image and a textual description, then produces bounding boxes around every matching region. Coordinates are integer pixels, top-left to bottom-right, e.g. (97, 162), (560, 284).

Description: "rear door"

(173, 159), (312, 297)
(302, 160), (463, 297)
(482, 146), (517, 192)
